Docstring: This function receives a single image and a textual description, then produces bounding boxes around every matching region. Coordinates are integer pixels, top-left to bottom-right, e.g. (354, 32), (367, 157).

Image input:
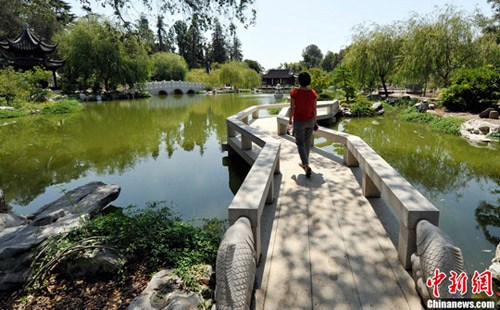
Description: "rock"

(0, 106), (15, 111)
(371, 101), (383, 111)
(164, 293), (200, 310)
(478, 126), (491, 135)
(480, 108), (494, 118)
(460, 119), (500, 146)
(489, 110), (499, 119)
(371, 102), (385, 115)
(62, 250), (124, 279)
(428, 104), (436, 110)
(415, 101), (428, 113)
(0, 213), (27, 229)
(0, 182), (121, 291)
(128, 269), (202, 310)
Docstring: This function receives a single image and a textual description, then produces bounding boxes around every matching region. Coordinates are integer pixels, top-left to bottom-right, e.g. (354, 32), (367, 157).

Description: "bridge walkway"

(249, 116), (423, 310)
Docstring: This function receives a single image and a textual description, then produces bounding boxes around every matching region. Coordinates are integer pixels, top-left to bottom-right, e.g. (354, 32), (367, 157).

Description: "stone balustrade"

(145, 80), (204, 95)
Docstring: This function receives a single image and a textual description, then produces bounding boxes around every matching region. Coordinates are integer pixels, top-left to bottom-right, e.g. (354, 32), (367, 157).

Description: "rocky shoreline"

(0, 182), (216, 309)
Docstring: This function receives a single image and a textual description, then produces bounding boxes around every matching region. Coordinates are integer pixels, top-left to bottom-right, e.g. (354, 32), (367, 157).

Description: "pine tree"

(229, 34), (243, 61)
(209, 20), (228, 64)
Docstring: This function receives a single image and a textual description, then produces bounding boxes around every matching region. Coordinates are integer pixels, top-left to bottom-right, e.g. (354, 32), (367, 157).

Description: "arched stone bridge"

(145, 80), (204, 95)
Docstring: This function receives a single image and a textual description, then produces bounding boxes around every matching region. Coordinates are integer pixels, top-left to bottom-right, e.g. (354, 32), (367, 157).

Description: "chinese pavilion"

(0, 26), (64, 87)
(262, 69), (296, 87)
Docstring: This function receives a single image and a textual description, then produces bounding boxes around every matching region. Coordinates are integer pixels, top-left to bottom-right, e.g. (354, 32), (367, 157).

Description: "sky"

(68, 0), (494, 70)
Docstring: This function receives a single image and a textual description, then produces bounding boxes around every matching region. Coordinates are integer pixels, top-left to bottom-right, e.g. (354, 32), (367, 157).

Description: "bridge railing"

(225, 104), (288, 261)
(223, 101), (353, 262)
(276, 107), (440, 269)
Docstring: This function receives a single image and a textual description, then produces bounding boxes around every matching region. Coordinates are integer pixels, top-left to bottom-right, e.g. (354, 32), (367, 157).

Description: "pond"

(0, 94), (275, 220)
(1, 95), (498, 272)
(318, 111), (499, 272)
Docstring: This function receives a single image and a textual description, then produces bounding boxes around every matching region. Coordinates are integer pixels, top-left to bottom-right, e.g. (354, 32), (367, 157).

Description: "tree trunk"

(380, 76), (388, 98)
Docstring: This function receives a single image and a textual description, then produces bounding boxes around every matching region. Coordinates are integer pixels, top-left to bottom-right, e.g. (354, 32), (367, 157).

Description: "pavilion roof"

(0, 27), (56, 54)
(262, 69), (296, 79)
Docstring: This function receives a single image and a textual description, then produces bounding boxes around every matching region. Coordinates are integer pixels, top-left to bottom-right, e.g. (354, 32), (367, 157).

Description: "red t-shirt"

(290, 88), (317, 122)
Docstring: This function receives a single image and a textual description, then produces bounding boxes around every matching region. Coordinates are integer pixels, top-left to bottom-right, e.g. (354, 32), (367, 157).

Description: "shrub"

(41, 99), (83, 114)
(350, 95), (376, 117)
(318, 92), (333, 101)
(440, 66), (500, 113)
(401, 107), (436, 123)
(29, 202), (223, 292)
(429, 117), (463, 135)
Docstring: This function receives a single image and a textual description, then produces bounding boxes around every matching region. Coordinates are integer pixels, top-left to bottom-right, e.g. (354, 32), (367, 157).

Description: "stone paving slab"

(251, 117), (423, 310)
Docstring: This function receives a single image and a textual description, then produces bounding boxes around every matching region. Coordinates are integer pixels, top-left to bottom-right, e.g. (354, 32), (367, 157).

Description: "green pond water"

(0, 94), (275, 220)
(0, 94), (498, 272)
(318, 112), (499, 272)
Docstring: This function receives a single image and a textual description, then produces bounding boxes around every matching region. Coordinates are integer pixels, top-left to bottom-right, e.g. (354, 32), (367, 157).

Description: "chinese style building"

(0, 26), (64, 87)
(262, 69), (296, 87)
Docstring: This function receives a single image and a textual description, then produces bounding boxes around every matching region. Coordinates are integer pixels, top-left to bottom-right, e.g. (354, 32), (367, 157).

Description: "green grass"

(41, 99), (83, 114)
(0, 109), (27, 118)
(487, 132), (500, 141)
(267, 107), (281, 115)
(401, 107), (463, 135)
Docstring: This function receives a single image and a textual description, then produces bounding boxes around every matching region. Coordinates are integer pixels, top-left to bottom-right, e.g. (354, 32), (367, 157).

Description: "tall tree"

(209, 20), (228, 64)
(397, 6), (481, 91)
(344, 23), (402, 97)
(185, 17), (205, 69)
(136, 14), (155, 52)
(172, 20), (190, 59)
(157, 16), (167, 52)
(320, 51), (340, 72)
(333, 65), (356, 103)
(302, 44), (323, 68)
(229, 34), (243, 61)
(57, 16), (150, 91)
(244, 59), (263, 73)
(151, 52), (188, 81)
(0, 0), (75, 41)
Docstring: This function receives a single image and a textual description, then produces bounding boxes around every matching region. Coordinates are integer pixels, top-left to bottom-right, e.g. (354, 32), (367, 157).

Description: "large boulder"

(0, 182), (120, 292)
(128, 269), (203, 310)
(480, 108), (495, 118)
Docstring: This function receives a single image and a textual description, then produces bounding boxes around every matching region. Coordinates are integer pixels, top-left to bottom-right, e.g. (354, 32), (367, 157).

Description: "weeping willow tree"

(396, 5), (491, 94)
(343, 22), (403, 98)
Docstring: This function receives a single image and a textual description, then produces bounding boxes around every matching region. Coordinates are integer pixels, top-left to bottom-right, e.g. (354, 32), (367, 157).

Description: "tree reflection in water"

(475, 199), (500, 245)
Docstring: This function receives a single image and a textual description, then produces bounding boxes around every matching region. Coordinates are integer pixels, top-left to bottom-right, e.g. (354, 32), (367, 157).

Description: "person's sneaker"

(306, 167), (312, 178)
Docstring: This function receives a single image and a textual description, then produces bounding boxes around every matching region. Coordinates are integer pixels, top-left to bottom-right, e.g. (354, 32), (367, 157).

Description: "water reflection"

(0, 94), (268, 218)
(326, 111), (500, 271)
(475, 199), (500, 245)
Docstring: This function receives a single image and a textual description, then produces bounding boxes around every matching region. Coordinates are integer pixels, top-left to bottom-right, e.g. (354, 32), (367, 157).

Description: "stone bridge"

(145, 80), (204, 95)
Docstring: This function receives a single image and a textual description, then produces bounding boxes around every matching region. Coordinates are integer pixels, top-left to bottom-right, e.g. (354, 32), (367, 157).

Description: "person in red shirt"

(288, 72), (318, 178)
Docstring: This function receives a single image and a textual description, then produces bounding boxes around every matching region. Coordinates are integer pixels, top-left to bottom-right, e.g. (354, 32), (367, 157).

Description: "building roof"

(0, 26), (63, 71)
(262, 69), (296, 79)
(0, 27), (56, 55)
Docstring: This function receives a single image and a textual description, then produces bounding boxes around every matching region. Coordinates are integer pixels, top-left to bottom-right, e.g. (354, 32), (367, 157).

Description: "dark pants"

(293, 118), (314, 166)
